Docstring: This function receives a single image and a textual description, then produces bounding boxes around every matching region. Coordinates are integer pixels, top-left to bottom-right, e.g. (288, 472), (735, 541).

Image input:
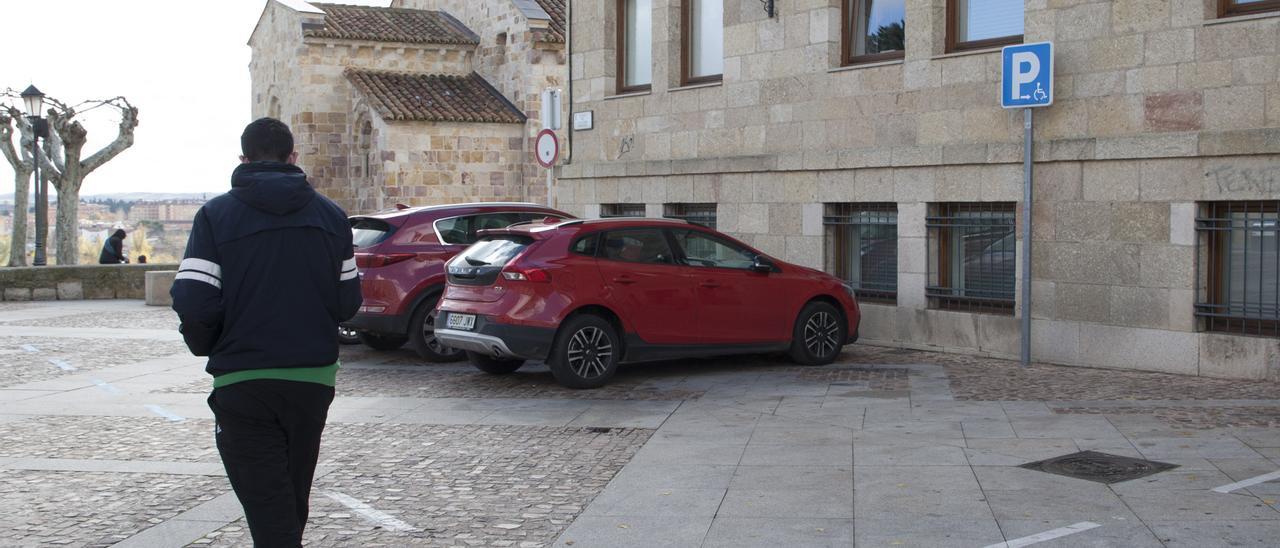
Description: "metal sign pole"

(1020, 107), (1033, 367)
(546, 169), (553, 207)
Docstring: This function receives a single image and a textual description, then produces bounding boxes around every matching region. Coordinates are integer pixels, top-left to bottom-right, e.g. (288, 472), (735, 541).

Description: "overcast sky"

(4, 0), (387, 198)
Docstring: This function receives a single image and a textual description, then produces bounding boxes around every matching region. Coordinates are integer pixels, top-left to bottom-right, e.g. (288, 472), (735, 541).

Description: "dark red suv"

(435, 218), (861, 387)
(342, 203), (571, 361)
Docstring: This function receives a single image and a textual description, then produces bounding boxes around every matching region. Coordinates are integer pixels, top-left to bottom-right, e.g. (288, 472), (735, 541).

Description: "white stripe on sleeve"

(175, 271), (222, 289)
(179, 258), (222, 279)
(340, 257), (356, 273)
(340, 269), (359, 281)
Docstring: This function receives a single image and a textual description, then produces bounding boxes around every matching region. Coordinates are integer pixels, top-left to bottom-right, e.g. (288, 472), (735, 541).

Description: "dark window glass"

(825, 203), (897, 303)
(663, 203), (717, 229)
(350, 218), (395, 248)
(601, 229), (673, 264)
(1196, 201), (1280, 336)
(1220, 0), (1280, 17)
(435, 213), (529, 245)
(927, 202), (1016, 314)
(672, 229), (755, 269)
(451, 235), (532, 268)
(571, 234), (599, 256)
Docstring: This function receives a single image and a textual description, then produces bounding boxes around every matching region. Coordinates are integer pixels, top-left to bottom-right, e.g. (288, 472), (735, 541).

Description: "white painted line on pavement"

(47, 358), (75, 371)
(323, 490), (418, 532)
(20, 344), (38, 353)
(1212, 470), (1280, 494)
(145, 404), (186, 422)
(91, 379), (122, 395)
(983, 522), (1101, 548)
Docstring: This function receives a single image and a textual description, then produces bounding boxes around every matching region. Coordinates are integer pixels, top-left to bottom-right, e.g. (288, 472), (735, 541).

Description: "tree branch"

(81, 99), (138, 176)
(0, 107), (27, 173)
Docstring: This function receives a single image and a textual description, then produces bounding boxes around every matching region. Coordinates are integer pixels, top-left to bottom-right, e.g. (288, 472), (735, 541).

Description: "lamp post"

(21, 85), (48, 266)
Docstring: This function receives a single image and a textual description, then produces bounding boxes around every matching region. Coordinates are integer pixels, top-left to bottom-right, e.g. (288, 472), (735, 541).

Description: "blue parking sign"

(1001, 42), (1053, 108)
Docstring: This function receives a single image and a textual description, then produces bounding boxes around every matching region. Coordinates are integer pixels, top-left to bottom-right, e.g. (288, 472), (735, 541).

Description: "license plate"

(446, 313), (476, 331)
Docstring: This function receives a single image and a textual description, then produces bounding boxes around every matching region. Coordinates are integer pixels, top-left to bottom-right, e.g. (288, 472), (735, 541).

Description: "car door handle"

(612, 276), (638, 285)
(699, 280), (721, 288)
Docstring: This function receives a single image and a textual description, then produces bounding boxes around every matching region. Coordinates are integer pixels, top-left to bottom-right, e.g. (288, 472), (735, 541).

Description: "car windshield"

(350, 218), (394, 248)
(452, 236), (533, 267)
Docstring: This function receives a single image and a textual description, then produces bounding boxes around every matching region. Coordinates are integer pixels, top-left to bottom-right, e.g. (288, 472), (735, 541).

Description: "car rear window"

(351, 218), (395, 248)
(436, 212), (566, 245)
(452, 235), (534, 267)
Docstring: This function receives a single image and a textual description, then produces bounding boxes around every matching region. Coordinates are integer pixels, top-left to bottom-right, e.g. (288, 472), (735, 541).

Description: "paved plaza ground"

(0, 300), (1278, 547)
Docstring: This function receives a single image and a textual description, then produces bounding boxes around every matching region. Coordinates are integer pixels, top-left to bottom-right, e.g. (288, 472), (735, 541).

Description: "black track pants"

(208, 380), (335, 548)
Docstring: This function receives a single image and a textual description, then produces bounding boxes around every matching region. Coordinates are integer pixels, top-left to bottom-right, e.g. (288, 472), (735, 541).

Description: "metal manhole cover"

(1019, 450), (1178, 484)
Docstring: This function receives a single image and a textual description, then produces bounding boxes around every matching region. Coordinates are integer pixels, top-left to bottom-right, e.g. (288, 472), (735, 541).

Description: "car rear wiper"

(465, 257), (489, 266)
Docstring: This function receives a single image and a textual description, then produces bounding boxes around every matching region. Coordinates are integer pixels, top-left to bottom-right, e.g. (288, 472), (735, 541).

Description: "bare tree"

(0, 108), (34, 266)
(2, 90), (139, 265)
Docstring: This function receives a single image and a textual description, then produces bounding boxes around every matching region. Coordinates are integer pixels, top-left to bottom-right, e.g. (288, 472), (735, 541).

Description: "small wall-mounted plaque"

(573, 111), (593, 131)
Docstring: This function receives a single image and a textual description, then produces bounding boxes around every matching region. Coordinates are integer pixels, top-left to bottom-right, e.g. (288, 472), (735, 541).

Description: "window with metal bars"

(600, 203), (646, 218)
(824, 203), (897, 303)
(663, 203), (717, 229)
(927, 202), (1016, 314)
(1195, 201), (1280, 337)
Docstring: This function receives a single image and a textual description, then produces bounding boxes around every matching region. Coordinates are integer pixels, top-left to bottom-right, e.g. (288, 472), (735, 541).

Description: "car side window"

(436, 213), (529, 245)
(601, 229), (673, 265)
(571, 234), (599, 256)
(673, 229), (756, 269)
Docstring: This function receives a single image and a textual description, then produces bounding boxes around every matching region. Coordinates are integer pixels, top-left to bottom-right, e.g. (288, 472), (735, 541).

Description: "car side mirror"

(751, 255), (775, 273)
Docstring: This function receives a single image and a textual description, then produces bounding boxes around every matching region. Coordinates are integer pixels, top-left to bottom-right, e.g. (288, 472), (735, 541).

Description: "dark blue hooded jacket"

(171, 161), (362, 376)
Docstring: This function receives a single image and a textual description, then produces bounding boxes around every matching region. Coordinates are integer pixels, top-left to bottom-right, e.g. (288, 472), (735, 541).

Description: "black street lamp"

(21, 85), (48, 266)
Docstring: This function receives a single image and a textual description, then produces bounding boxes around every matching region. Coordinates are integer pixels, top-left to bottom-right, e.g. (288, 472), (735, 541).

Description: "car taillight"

(501, 267), (550, 282)
(355, 253), (415, 268)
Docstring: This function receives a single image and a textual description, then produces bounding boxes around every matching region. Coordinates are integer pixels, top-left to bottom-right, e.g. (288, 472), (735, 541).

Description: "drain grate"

(1020, 450), (1178, 484)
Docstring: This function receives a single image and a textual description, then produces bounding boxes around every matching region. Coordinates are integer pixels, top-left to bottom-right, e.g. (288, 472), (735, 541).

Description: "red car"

(435, 218), (860, 387)
(343, 202), (572, 361)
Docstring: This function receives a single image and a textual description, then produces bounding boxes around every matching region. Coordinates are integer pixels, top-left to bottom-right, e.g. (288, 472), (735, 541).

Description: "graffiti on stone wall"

(1207, 165), (1280, 194)
(618, 136), (634, 159)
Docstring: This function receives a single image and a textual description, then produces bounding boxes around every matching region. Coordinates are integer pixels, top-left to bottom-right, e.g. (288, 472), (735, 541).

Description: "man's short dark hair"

(241, 118), (294, 162)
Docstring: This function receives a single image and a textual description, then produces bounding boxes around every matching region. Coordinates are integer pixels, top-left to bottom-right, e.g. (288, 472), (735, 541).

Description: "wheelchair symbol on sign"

(1020, 82), (1047, 101)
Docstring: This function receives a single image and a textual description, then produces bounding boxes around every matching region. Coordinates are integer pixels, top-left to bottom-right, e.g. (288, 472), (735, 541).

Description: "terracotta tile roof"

(532, 0), (565, 43)
(345, 69), (526, 124)
(306, 3), (479, 46)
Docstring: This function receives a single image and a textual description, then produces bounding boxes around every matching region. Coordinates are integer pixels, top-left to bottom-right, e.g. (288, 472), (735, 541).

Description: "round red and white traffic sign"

(535, 129), (558, 168)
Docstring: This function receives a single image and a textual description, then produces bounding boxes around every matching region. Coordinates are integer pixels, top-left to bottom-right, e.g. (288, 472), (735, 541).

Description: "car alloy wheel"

(338, 326), (361, 345)
(803, 311), (841, 359)
(423, 309), (462, 358)
(567, 326), (613, 379)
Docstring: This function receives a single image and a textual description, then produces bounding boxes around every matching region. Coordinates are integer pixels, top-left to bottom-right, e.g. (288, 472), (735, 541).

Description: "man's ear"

(239, 155), (251, 164)
(288, 151), (299, 165)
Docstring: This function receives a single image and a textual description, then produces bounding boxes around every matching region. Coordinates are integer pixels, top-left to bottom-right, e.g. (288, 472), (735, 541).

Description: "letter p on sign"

(1001, 42), (1053, 109)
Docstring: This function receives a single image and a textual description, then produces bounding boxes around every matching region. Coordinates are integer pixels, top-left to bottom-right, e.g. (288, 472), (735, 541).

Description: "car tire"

(338, 326), (362, 345)
(466, 351), (526, 375)
(787, 301), (846, 366)
(409, 296), (466, 363)
(358, 332), (407, 351)
(548, 314), (620, 389)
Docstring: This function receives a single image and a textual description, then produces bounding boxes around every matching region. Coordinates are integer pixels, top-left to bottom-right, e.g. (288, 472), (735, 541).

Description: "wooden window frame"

(1196, 201), (1280, 337)
(1219, 0), (1280, 17)
(681, 0), (723, 86)
(841, 0), (906, 66)
(927, 202), (1016, 315)
(616, 0), (652, 94)
(945, 0), (1023, 53)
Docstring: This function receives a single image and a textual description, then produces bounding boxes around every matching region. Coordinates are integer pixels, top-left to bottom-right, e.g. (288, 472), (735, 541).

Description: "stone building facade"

(248, 0), (566, 213)
(560, 0), (1280, 380)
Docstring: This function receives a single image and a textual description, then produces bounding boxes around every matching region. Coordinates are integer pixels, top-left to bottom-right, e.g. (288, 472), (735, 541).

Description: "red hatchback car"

(435, 218), (861, 388)
(342, 202), (571, 361)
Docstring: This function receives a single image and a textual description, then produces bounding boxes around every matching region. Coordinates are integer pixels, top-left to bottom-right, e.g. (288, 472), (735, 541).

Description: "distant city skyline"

(3, 0), (390, 196)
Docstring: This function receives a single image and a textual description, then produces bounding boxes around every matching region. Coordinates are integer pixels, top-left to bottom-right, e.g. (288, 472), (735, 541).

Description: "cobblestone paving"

(0, 416), (219, 463)
(1054, 405), (1280, 429)
(0, 336), (189, 388)
(189, 424), (652, 547)
(844, 345), (1280, 401)
(1, 308), (180, 331)
(0, 470), (228, 548)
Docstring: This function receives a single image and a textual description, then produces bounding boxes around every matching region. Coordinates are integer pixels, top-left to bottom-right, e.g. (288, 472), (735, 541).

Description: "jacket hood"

(229, 161), (316, 216)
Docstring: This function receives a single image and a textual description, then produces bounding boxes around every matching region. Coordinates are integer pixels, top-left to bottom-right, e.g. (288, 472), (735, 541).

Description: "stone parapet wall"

(0, 264), (179, 302)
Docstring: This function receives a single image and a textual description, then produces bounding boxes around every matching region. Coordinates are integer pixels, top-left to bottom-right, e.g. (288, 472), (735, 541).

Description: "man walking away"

(171, 118), (362, 547)
(99, 228), (127, 264)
